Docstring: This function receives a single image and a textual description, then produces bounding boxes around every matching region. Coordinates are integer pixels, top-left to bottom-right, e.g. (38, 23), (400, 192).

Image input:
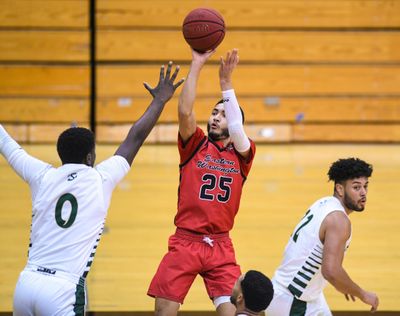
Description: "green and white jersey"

(1, 139), (130, 279)
(273, 196), (351, 301)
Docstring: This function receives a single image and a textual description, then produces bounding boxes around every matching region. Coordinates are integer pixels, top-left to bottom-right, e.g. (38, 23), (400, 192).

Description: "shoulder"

(321, 210), (351, 242)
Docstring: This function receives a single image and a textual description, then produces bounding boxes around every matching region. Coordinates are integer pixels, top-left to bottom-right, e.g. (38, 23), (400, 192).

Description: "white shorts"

(266, 284), (332, 316)
(13, 268), (85, 316)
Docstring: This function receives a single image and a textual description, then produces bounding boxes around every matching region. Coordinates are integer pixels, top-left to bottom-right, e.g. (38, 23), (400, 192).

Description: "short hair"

(241, 270), (274, 312)
(215, 99), (245, 124)
(57, 127), (95, 164)
(328, 158), (373, 183)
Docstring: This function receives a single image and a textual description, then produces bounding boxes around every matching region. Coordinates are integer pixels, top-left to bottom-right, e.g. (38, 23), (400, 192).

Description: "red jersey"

(175, 127), (256, 234)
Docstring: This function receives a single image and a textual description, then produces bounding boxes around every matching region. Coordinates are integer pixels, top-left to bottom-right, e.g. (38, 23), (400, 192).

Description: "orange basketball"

(182, 8), (225, 53)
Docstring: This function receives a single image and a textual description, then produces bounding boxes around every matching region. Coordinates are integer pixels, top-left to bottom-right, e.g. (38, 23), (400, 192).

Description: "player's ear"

(236, 292), (244, 305)
(335, 182), (344, 197)
(85, 152), (94, 167)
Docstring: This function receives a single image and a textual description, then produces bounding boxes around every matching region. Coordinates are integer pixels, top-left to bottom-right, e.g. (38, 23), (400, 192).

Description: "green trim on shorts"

(289, 296), (307, 316)
(73, 278), (85, 316)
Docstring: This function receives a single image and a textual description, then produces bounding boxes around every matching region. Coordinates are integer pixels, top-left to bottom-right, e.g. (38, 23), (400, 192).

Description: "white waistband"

(25, 263), (84, 286)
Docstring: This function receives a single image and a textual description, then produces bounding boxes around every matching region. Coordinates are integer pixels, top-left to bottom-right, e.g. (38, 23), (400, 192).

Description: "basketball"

(182, 8), (225, 53)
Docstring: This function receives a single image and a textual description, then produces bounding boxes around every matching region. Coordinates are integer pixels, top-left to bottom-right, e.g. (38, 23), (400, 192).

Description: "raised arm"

(178, 49), (214, 142)
(115, 62), (184, 165)
(219, 49), (251, 158)
(0, 124), (50, 196)
(321, 212), (379, 312)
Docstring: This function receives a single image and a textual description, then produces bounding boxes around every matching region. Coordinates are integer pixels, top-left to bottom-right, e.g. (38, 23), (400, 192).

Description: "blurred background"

(0, 0), (399, 314)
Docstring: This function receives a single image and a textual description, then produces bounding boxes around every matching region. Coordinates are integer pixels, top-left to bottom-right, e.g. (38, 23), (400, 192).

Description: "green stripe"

(73, 282), (85, 316)
(305, 260), (319, 269)
(288, 284), (302, 297)
(302, 266), (316, 275)
(309, 256), (322, 265)
(293, 277), (307, 288)
(297, 271), (311, 281)
(289, 297), (307, 316)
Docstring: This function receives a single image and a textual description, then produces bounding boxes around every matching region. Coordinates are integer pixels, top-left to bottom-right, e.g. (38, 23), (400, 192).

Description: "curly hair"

(328, 158), (373, 183)
(57, 127), (95, 164)
(241, 270), (274, 312)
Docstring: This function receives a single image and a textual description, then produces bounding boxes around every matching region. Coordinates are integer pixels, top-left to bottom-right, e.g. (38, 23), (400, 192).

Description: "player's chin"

(208, 131), (221, 140)
(354, 203), (366, 212)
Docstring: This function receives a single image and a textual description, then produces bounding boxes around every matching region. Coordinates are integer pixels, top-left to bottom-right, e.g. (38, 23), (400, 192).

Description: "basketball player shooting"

(147, 48), (256, 316)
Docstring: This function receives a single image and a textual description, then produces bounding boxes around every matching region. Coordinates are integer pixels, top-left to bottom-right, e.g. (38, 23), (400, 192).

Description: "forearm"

(324, 266), (365, 299)
(222, 89), (250, 153)
(115, 98), (165, 165)
(0, 125), (20, 158)
(0, 125), (49, 184)
(178, 62), (202, 118)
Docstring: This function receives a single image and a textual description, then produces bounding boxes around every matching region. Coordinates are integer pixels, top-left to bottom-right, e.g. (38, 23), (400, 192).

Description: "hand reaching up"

(144, 61), (185, 103)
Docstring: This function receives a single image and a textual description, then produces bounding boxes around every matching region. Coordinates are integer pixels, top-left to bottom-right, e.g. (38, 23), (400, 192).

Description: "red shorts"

(147, 228), (241, 304)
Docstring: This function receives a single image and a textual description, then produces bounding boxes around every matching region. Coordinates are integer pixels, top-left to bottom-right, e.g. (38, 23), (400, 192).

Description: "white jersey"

(273, 196), (351, 301)
(1, 137), (129, 279)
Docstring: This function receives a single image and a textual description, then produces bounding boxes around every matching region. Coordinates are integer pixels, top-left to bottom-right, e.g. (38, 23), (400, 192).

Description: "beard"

(207, 122), (230, 141)
(344, 193), (365, 212)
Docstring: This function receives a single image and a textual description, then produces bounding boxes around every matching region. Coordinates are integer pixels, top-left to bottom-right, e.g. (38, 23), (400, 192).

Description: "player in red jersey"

(148, 48), (255, 316)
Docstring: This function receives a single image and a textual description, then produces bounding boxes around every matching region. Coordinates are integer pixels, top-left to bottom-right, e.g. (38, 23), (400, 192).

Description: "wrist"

(220, 79), (232, 90)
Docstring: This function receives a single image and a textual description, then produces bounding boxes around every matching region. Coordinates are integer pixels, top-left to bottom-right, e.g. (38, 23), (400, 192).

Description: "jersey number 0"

(55, 193), (78, 228)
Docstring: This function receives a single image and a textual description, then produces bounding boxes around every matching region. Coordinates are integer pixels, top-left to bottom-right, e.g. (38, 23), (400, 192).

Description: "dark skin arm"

(115, 61), (184, 165)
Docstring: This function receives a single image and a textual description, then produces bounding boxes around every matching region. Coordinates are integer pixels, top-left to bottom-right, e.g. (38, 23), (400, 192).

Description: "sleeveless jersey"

(27, 156), (129, 279)
(175, 127), (255, 234)
(273, 196), (351, 301)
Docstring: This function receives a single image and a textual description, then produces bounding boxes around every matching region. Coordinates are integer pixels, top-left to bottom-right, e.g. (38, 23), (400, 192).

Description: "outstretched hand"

(143, 61), (185, 103)
(219, 48), (239, 90)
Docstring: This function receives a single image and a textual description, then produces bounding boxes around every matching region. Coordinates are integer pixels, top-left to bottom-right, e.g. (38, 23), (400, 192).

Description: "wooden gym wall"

(0, 0), (400, 143)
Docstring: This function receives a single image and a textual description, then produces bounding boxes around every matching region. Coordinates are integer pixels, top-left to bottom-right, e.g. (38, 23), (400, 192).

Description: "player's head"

(328, 158), (373, 212)
(207, 100), (245, 141)
(57, 127), (95, 166)
(230, 270), (274, 313)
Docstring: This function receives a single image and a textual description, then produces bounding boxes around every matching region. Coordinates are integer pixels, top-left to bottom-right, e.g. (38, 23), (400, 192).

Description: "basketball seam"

(184, 29), (225, 40)
(203, 8), (224, 24)
(183, 20), (225, 28)
(203, 32), (225, 51)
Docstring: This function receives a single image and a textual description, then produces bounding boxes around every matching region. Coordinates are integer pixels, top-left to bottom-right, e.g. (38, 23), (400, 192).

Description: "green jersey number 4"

(55, 193), (78, 228)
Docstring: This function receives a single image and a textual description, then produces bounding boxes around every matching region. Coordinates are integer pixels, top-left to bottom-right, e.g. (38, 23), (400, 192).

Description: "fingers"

(173, 78), (185, 90)
(159, 64), (165, 82)
(371, 296), (379, 312)
(165, 61), (172, 80)
(143, 82), (153, 92)
(344, 294), (356, 302)
(221, 48), (239, 68)
(170, 64), (180, 83)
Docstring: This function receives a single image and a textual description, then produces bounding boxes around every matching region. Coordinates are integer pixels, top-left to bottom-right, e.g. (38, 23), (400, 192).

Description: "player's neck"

(221, 137), (231, 147)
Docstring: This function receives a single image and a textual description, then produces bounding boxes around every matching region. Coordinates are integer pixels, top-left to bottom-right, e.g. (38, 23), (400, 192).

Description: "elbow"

(322, 265), (338, 283)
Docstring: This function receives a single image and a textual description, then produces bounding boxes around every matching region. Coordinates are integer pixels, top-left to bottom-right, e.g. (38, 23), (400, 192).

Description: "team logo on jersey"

(196, 154), (239, 174)
(67, 172), (77, 181)
(37, 266), (56, 275)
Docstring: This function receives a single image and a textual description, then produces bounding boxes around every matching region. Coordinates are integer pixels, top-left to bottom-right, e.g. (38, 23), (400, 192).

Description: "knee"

(155, 297), (179, 316)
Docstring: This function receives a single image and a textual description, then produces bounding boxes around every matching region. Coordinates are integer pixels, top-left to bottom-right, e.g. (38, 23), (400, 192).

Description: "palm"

(144, 62), (184, 102)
